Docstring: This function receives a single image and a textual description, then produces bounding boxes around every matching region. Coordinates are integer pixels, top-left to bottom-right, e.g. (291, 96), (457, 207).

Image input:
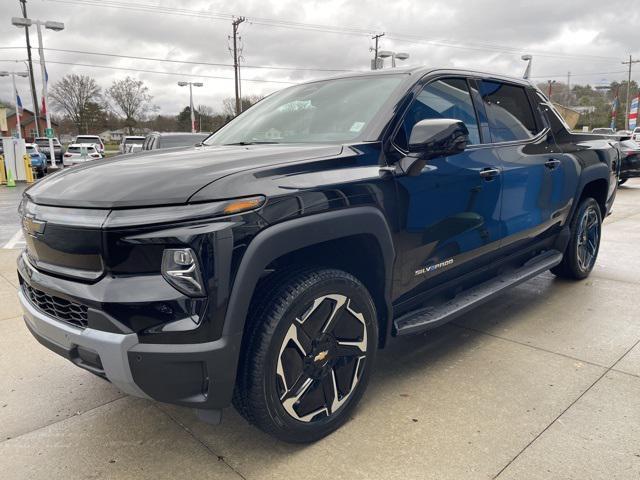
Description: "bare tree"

(49, 74), (101, 134)
(222, 95), (263, 118)
(107, 77), (154, 134)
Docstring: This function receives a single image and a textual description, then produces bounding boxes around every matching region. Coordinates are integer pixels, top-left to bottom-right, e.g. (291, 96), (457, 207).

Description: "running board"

(394, 250), (563, 336)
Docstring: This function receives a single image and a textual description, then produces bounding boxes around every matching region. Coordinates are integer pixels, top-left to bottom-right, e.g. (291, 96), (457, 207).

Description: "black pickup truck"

(17, 68), (618, 443)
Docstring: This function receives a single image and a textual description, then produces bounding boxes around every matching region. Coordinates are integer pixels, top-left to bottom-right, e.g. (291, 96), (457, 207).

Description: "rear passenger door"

(478, 79), (571, 251)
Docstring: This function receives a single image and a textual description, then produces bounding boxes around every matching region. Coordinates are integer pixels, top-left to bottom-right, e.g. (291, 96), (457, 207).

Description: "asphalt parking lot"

(0, 181), (639, 480)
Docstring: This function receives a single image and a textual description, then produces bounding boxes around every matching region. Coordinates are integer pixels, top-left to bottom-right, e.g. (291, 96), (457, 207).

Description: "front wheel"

(233, 269), (378, 443)
(551, 197), (602, 280)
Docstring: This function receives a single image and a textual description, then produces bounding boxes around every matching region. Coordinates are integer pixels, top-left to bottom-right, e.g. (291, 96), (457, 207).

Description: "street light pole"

(178, 81), (203, 133)
(1, 70), (29, 139)
(188, 83), (195, 133)
(12, 16), (65, 168)
(522, 55), (533, 80)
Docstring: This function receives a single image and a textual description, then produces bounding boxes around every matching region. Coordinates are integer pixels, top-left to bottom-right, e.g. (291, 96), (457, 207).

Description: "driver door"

(393, 77), (504, 300)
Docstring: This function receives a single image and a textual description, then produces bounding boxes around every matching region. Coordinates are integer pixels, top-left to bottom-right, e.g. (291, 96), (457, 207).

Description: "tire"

(551, 197), (602, 280)
(618, 178), (628, 186)
(233, 268), (378, 443)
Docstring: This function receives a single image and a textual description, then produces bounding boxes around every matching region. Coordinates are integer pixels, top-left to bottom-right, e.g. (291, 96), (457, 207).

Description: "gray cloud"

(1, 0), (638, 116)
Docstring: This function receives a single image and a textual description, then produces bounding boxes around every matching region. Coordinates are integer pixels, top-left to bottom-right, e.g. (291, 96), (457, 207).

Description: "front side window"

(395, 78), (481, 149)
(479, 81), (538, 142)
(205, 75), (406, 145)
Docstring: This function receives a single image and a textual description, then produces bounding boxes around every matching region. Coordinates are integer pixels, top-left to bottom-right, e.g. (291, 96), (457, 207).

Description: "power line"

(41, 59), (297, 84)
(42, 48), (357, 72)
(0, 46), (356, 72)
(43, 0), (623, 64)
(530, 70), (628, 79)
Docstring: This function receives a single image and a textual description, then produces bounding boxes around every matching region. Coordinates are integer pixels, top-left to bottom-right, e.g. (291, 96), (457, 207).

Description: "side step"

(394, 250), (563, 336)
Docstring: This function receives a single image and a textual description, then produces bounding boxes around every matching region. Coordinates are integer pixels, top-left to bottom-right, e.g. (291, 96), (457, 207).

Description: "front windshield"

(205, 74), (405, 145)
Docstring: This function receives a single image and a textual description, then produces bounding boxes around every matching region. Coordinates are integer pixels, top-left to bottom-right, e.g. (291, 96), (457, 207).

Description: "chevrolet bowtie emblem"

(22, 216), (46, 237)
(314, 350), (329, 363)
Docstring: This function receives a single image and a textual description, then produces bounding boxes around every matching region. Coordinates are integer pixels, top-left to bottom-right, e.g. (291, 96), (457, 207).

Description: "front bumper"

(20, 289), (148, 398)
(19, 280), (241, 411)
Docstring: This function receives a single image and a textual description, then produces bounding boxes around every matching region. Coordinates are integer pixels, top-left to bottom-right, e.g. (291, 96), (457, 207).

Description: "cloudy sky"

(1, 0), (638, 116)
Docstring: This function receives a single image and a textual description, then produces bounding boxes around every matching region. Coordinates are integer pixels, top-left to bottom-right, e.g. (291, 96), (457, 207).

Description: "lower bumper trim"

(19, 290), (149, 399)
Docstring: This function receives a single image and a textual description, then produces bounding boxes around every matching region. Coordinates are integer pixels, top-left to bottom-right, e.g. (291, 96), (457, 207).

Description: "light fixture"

(162, 248), (206, 297)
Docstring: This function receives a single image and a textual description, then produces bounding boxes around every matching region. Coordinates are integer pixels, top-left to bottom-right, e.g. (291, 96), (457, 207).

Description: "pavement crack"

(451, 323), (609, 370)
(492, 337), (640, 479)
(0, 394), (127, 445)
(154, 405), (247, 480)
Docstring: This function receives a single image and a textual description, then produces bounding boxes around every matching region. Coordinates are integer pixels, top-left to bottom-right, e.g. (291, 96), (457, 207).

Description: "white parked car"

(119, 135), (145, 154)
(74, 135), (105, 155)
(63, 143), (103, 166)
(632, 127), (640, 143)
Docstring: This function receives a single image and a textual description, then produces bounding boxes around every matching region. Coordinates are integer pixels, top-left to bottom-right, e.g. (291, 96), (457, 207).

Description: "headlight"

(161, 248), (205, 297)
(104, 195), (266, 228)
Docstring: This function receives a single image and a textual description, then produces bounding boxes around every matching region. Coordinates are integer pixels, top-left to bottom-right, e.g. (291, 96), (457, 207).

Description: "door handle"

(479, 167), (500, 180)
(545, 159), (561, 170)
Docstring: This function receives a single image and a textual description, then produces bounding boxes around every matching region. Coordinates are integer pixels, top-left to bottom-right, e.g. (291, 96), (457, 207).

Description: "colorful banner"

(630, 95), (639, 130)
(610, 93), (619, 130)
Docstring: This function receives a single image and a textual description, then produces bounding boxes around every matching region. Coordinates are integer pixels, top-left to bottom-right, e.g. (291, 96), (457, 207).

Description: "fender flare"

(572, 162), (611, 218)
(222, 206), (396, 340)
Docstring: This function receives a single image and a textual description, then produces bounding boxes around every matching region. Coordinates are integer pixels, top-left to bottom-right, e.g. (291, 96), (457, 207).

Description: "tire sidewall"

(568, 198), (602, 279)
(262, 273), (377, 442)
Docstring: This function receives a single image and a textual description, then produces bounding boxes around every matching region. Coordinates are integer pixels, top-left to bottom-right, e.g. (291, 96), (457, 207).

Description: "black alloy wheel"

(551, 197), (602, 280)
(234, 269), (377, 443)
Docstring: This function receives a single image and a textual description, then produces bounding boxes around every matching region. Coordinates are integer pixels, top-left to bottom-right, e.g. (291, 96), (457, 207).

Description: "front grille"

(22, 282), (88, 329)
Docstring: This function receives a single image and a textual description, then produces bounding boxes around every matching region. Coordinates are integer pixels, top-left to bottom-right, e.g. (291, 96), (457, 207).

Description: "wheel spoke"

(281, 376), (329, 422)
(298, 294), (347, 339)
(330, 357), (364, 414)
(276, 322), (309, 397)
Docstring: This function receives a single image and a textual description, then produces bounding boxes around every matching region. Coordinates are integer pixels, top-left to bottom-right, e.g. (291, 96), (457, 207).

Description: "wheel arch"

(573, 164), (610, 218)
(222, 207), (396, 349)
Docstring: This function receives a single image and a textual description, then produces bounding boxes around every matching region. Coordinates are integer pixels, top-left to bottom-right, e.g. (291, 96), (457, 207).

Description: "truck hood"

(26, 144), (342, 208)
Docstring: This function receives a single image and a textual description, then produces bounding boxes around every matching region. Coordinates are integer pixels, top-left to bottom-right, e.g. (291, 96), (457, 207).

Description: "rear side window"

(479, 81), (537, 142)
(396, 78), (481, 149)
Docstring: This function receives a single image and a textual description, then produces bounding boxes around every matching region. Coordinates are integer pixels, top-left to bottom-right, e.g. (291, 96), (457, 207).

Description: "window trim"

(390, 74), (485, 154)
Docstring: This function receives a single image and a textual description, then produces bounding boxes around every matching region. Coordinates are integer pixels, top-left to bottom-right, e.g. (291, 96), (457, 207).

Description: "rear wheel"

(551, 197), (602, 280)
(234, 269), (377, 443)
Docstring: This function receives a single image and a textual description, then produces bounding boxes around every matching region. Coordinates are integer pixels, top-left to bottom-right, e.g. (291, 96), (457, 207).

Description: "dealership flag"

(16, 88), (23, 114)
(630, 95), (639, 130)
(610, 90), (619, 130)
(40, 67), (48, 116)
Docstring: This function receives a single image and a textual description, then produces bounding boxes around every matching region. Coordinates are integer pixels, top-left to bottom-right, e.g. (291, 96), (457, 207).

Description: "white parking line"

(3, 229), (24, 249)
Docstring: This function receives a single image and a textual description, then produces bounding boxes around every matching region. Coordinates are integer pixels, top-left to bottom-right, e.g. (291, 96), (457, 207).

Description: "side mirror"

(401, 119), (469, 176)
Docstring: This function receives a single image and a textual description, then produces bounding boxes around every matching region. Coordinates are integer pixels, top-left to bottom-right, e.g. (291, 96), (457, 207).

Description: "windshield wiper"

(223, 141), (281, 146)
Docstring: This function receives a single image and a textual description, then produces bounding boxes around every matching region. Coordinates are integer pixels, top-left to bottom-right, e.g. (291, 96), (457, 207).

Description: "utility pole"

(19, 0), (40, 137)
(371, 33), (384, 70)
(622, 55), (640, 130)
(231, 16), (245, 116)
(566, 71), (571, 105)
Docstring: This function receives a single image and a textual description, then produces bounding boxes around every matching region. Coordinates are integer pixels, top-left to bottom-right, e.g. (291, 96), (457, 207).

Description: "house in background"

(0, 108), (57, 141)
(99, 128), (127, 143)
(98, 128), (150, 143)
